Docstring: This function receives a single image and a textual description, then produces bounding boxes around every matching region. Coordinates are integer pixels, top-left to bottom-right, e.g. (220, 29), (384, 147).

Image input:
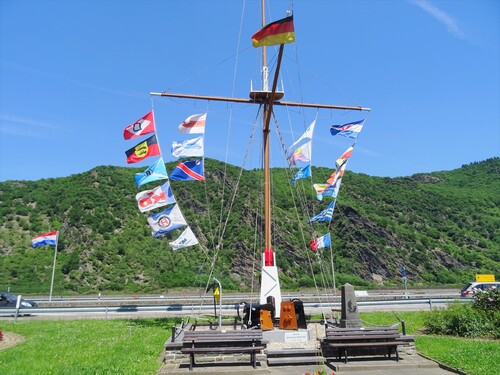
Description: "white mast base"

(260, 253), (282, 318)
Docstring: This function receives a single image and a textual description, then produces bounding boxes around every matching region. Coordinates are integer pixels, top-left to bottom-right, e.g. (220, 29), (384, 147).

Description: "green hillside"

(0, 157), (498, 295)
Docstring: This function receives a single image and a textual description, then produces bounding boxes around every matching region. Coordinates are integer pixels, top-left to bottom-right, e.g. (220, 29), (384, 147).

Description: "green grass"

(1, 313), (499, 374)
(359, 311), (500, 375)
(416, 336), (500, 375)
(0, 318), (178, 375)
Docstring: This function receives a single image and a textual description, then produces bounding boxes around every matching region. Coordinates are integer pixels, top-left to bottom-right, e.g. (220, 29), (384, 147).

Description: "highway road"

(1, 288), (469, 320)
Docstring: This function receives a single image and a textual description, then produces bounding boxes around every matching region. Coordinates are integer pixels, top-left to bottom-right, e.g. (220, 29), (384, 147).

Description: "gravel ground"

(0, 331), (25, 350)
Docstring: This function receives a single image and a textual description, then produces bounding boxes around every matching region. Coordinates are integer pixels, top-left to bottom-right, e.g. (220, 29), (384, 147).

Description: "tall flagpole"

(49, 231), (59, 302)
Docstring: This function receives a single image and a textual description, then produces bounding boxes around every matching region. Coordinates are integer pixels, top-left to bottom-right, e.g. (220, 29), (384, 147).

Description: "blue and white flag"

(147, 204), (187, 237)
(291, 164), (311, 185)
(171, 136), (204, 158)
(330, 119), (364, 139)
(307, 201), (335, 223)
(134, 157), (168, 188)
(169, 226), (199, 250)
(135, 181), (176, 213)
(170, 159), (204, 181)
(310, 233), (331, 250)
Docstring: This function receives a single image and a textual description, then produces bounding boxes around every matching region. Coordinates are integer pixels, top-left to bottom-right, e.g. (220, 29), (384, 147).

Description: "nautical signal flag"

(287, 120), (316, 166)
(169, 226), (199, 250)
(170, 159), (204, 181)
(135, 181), (176, 213)
(125, 134), (160, 164)
(336, 145), (354, 169)
(252, 15), (295, 48)
(32, 231), (58, 248)
(291, 164), (311, 185)
(326, 161), (347, 185)
(307, 201), (335, 223)
(330, 120), (364, 139)
(123, 110), (155, 140)
(179, 113), (206, 134)
(134, 157), (169, 188)
(310, 233), (331, 251)
(171, 136), (204, 158)
(147, 204), (187, 237)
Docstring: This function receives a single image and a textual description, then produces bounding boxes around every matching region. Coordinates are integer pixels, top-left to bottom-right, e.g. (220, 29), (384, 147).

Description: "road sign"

(476, 274), (495, 282)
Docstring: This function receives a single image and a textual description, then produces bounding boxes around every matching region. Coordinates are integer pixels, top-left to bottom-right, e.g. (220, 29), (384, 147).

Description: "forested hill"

(0, 157), (498, 294)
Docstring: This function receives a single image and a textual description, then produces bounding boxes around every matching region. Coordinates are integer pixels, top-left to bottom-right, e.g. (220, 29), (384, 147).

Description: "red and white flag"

(178, 113), (206, 134)
(124, 110), (155, 140)
(135, 181), (176, 213)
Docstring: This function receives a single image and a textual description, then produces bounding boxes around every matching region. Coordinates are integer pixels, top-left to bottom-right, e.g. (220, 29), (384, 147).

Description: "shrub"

(425, 288), (500, 339)
(472, 287), (500, 316)
(425, 304), (487, 338)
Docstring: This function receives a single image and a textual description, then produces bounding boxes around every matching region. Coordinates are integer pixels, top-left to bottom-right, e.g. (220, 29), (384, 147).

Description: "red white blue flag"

(32, 231), (58, 248)
(330, 119), (364, 139)
(310, 233), (331, 251)
(170, 159), (204, 181)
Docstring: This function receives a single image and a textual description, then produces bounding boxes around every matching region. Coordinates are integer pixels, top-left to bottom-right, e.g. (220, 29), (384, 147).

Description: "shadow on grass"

(125, 317), (184, 329)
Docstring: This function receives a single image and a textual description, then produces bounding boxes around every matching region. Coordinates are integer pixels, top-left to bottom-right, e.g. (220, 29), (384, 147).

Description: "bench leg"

(189, 353), (194, 371)
(251, 352), (256, 368)
(344, 348), (348, 364)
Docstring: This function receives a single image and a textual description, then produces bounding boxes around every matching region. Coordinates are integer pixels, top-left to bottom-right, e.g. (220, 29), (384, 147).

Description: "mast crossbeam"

(149, 92), (371, 112)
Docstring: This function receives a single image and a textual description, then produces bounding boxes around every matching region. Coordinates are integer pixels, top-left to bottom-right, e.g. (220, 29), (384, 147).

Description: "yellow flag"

(213, 287), (220, 302)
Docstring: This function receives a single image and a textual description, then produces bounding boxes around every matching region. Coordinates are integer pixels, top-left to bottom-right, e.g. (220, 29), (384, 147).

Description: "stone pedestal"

(340, 283), (362, 328)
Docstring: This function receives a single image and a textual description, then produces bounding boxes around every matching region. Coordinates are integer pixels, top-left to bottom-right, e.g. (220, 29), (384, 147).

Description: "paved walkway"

(158, 323), (462, 375)
(157, 352), (460, 375)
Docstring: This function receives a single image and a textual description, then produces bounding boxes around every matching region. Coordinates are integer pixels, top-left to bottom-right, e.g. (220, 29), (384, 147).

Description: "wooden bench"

(321, 327), (406, 363)
(181, 329), (266, 371)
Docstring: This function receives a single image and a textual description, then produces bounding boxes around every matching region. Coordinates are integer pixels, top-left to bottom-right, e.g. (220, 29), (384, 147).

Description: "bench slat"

(181, 329), (266, 371)
(181, 346), (266, 354)
(322, 327), (404, 364)
(329, 341), (406, 348)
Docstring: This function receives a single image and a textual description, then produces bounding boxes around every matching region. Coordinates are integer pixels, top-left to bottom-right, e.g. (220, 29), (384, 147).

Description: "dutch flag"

(32, 231), (58, 248)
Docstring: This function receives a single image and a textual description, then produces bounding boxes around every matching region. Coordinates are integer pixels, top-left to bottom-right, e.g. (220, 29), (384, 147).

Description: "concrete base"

(327, 353), (440, 372)
(262, 328), (312, 343)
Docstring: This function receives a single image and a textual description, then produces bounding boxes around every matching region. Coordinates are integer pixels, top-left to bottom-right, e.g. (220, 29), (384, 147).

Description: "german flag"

(252, 15), (295, 48)
(125, 134), (160, 164)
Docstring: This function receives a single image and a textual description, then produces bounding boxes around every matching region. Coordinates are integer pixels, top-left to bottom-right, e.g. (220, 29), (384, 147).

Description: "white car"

(460, 282), (499, 297)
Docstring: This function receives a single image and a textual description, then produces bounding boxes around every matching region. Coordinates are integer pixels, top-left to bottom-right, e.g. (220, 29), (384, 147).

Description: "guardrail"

(1, 297), (470, 320)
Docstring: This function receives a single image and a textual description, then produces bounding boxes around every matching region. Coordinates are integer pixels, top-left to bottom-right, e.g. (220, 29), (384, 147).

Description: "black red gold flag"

(125, 134), (160, 164)
(252, 15), (295, 48)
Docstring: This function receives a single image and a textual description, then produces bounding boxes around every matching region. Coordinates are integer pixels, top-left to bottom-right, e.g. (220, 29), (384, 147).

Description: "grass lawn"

(1, 312), (499, 374)
(359, 311), (500, 375)
(0, 318), (178, 375)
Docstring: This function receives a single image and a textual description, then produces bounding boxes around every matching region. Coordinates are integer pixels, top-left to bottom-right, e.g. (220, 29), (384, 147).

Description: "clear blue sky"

(1, 0), (498, 182)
